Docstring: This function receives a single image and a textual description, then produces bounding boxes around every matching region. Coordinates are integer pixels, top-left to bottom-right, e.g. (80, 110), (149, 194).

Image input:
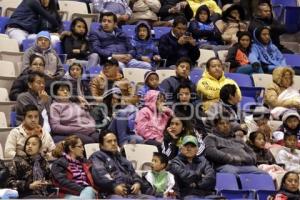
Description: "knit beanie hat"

(144, 71), (159, 82)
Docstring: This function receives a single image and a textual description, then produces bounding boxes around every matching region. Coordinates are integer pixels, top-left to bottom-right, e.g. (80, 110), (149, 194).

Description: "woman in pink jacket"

(135, 90), (173, 147)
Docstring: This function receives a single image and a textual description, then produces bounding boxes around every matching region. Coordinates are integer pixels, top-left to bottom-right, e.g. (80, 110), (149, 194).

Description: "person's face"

(228, 91), (241, 105)
(70, 65), (82, 79)
(284, 173), (299, 193)
(207, 59), (223, 80)
(147, 74), (159, 89)
(178, 88), (191, 103)
(254, 133), (266, 149)
(111, 95), (121, 106)
(284, 135), (297, 150)
(138, 26), (148, 40)
(286, 116), (300, 130)
(30, 57), (45, 73)
(216, 119), (231, 136)
(281, 71), (292, 88)
(37, 37), (50, 50)
(168, 117), (184, 136)
(230, 9), (240, 20)
(103, 65), (118, 78)
(173, 23), (187, 38)
(101, 16), (116, 32)
(23, 110), (39, 129)
(40, 0), (50, 8)
(25, 137), (41, 156)
(100, 133), (118, 153)
(28, 76), (45, 93)
(70, 139), (84, 159)
(156, 94), (165, 108)
(260, 29), (270, 44)
(57, 85), (70, 101)
(151, 156), (166, 172)
(176, 62), (190, 79)
(180, 143), (198, 159)
(74, 21), (86, 36)
(239, 35), (251, 49)
(259, 5), (272, 19)
(198, 10), (209, 22)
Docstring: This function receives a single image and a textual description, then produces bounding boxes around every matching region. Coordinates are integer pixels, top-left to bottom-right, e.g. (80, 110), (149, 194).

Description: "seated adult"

(6, 135), (56, 198)
(89, 130), (153, 198)
(158, 16), (200, 67)
(5, 105), (55, 159)
(5, 0), (61, 45)
(158, 0), (193, 22)
(272, 171), (300, 200)
(249, 26), (286, 73)
(264, 67), (300, 119)
(22, 31), (65, 80)
(204, 113), (265, 174)
(49, 82), (98, 144)
(16, 72), (51, 130)
(169, 135), (218, 199)
(129, 0), (161, 24)
(197, 57), (240, 112)
(160, 57), (198, 103)
(51, 135), (97, 198)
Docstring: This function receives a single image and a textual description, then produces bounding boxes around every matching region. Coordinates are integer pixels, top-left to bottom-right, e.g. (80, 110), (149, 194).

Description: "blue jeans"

(126, 59), (153, 70)
(217, 164), (267, 174)
(64, 186), (96, 199)
(236, 64), (264, 75)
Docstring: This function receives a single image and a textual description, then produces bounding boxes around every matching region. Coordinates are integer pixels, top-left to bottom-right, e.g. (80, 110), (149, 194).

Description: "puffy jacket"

(246, 142), (276, 165)
(135, 90), (172, 142)
(187, 0), (221, 16)
(168, 154), (215, 197)
(51, 157), (95, 197)
(131, 0), (160, 22)
(62, 35), (90, 60)
(196, 70), (241, 112)
(89, 26), (134, 61)
(226, 43), (251, 71)
(6, 0), (60, 34)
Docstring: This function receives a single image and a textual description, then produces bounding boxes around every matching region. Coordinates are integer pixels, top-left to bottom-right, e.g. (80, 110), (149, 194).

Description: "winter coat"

(274, 189), (300, 200)
(91, 0), (132, 16)
(249, 28), (286, 70)
(89, 26), (134, 62)
(168, 154), (216, 197)
(275, 147), (300, 173)
(158, 31), (200, 67)
(137, 85), (162, 107)
(6, 0), (60, 34)
(89, 150), (144, 196)
(131, 0), (161, 22)
(188, 21), (221, 45)
(49, 100), (96, 136)
(196, 70), (241, 112)
(187, 0), (222, 16)
(62, 35), (90, 60)
(22, 42), (65, 79)
(6, 155), (52, 198)
(4, 124), (55, 159)
(264, 67), (298, 109)
(131, 21), (159, 60)
(159, 0), (193, 21)
(246, 142), (276, 165)
(226, 43), (251, 70)
(51, 157), (95, 197)
(135, 90), (172, 142)
(204, 132), (257, 168)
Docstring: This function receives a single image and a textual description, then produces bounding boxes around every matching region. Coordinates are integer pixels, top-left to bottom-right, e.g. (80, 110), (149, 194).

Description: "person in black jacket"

(158, 17), (200, 67)
(168, 135), (218, 199)
(158, 0), (193, 22)
(5, 0), (61, 45)
(0, 160), (9, 188)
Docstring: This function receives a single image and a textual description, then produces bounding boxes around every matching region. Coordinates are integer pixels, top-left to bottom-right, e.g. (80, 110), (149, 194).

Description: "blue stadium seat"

(22, 38), (35, 51)
(122, 25), (136, 38)
(88, 66), (102, 78)
(90, 22), (100, 32)
(225, 73), (253, 87)
(239, 86), (264, 111)
(53, 41), (64, 54)
(0, 17), (9, 33)
(283, 53), (300, 67)
(63, 20), (71, 31)
(153, 26), (171, 40)
(10, 111), (16, 127)
(284, 6), (300, 33)
(271, 0), (297, 7)
(190, 68), (203, 84)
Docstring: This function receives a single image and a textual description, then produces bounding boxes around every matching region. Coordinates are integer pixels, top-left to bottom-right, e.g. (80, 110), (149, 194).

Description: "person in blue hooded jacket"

(249, 26), (287, 73)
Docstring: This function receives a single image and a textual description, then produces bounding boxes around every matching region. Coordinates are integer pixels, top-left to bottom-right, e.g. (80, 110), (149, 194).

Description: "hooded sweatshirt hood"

(253, 26), (271, 45)
(272, 66), (295, 86)
(144, 90), (161, 112)
(221, 4), (245, 22)
(134, 20), (152, 41)
(35, 31), (52, 52)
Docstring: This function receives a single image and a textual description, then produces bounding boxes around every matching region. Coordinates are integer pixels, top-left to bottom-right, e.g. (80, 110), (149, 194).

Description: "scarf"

(32, 154), (48, 196)
(64, 153), (89, 186)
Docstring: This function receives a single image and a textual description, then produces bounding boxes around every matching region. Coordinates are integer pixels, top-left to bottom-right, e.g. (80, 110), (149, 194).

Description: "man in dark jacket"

(248, 2), (292, 53)
(158, 16), (200, 67)
(169, 135), (217, 199)
(158, 0), (193, 22)
(89, 130), (153, 198)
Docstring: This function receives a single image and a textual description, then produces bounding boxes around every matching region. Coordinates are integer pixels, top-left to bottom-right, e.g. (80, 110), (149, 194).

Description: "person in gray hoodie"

(22, 31), (65, 80)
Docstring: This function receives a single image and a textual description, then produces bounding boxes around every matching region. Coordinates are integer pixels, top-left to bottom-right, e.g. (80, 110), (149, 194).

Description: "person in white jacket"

(5, 104), (55, 159)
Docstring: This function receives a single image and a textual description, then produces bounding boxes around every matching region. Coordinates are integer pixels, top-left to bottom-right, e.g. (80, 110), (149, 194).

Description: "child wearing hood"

(130, 21), (161, 69)
(22, 31), (65, 80)
(249, 26), (287, 73)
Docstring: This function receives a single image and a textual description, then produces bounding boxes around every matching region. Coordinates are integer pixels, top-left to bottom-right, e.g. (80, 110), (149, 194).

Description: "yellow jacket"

(197, 70), (241, 111)
(187, 0), (222, 16)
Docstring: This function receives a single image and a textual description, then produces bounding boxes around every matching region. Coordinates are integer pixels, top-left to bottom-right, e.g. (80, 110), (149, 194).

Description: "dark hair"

(173, 16), (188, 27)
(284, 134), (297, 141)
(195, 5), (211, 23)
(176, 57), (192, 67)
(69, 62), (83, 75)
(29, 54), (45, 67)
(24, 135), (42, 153)
(28, 71), (45, 83)
(280, 171), (299, 190)
(70, 17), (88, 37)
(213, 112), (232, 125)
(220, 84), (237, 103)
(164, 112), (194, 137)
(248, 131), (266, 144)
(175, 84), (192, 102)
(23, 104), (39, 117)
(153, 152), (169, 166)
(101, 12), (117, 23)
(52, 135), (81, 158)
(41, 0), (59, 12)
(99, 129), (117, 145)
(137, 23), (150, 40)
(206, 57), (221, 70)
(52, 81), (71, 96)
